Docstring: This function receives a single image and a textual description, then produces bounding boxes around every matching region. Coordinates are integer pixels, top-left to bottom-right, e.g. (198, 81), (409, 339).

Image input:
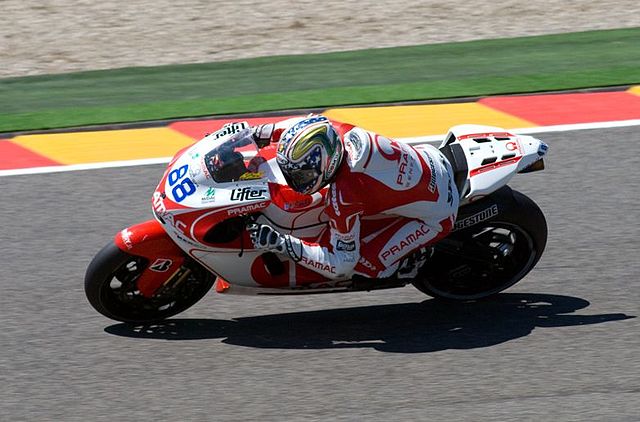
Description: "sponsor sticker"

(426, 154), (437, 193)
(347, 132), (364, 161)
(209, 122), (249, 139)
(453, 204), (499, 231)
(149, 258), (173, 273)
(281, 116), (327, 144)
(189, 165), (201, 179)
(153, 191), (188, 234)
(358, 257), (377, 272)
(120, 229), (133, 250)
(336, 240), (356, 252)
(325, 129), (343, 177)
(380, 224), (431, 263)
(329, 184), (341, 217)
(506, 141), (519, 152)
(301, 256), (336, 274)
(200, 158), (212, 179)
(283, 197), (313, 211)
(396, 151), (410, 186)
(227, 201), (269, 216)
(230, 186), (268, 202)
(201, 187), (216, 203)
(239, 172), (264, 181)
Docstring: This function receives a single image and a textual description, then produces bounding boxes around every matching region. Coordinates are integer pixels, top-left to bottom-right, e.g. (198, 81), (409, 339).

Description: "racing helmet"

(276, 116), (344, 194)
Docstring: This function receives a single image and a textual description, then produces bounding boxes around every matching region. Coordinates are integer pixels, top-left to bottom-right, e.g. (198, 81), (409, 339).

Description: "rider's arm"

(292, 213), (361, 279)
(290, 183), (363, 279)
(248, 215), (361, 280)
(248, 183), (363, 280)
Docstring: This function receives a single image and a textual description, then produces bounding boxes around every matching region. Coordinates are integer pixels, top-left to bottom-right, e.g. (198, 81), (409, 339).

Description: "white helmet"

(276, 116), (344, 194)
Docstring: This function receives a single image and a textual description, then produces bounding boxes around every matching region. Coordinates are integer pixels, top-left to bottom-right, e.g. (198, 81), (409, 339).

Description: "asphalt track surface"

(1, 127), (639, 421)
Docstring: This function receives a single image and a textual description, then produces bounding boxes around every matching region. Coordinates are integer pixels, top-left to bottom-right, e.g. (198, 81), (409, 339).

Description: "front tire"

(85, 242), (215, 323)
(412, 188), (547, 300)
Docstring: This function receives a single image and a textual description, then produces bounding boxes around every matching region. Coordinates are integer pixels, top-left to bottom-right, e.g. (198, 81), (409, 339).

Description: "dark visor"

(284, 168), (318, 192)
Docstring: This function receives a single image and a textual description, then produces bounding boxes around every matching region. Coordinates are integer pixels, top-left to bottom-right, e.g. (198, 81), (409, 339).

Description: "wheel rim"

(422, 222), (536, 299)
(100, 255), (212, 322)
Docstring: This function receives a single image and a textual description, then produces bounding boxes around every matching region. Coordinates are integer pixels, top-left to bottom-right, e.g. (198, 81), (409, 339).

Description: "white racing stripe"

(398, 119), (640, 145)
(0, 157), (173, 177)
(2, 119), (640, 177)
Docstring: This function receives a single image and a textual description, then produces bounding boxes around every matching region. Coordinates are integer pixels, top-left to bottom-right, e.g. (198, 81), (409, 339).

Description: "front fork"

(114, 219), (186, 297)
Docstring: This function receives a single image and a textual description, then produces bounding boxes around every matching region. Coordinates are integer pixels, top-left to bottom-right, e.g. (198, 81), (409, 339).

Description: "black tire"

(412, 186), (547, 300)
(85, 242), (215, 323)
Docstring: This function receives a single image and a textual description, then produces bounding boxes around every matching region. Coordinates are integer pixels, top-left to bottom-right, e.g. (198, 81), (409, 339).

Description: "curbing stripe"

(3, 118), (640, 177)
(0, 140), (62, 169)
(3, 87), (640, 176)
(479, 91), (640, 126)
(10, 127), (194, 165)
(323, 102), (536, 138)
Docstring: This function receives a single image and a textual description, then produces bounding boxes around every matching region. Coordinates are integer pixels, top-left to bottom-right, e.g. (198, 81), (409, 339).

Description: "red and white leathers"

(268, 117), (459, 280)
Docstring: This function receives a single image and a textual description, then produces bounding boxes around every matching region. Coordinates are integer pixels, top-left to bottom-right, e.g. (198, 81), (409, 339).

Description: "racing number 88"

(168, 165), (196, 202)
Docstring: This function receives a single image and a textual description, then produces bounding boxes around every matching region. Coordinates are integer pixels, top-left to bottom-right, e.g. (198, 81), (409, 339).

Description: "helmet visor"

(283, 167), (320, 194)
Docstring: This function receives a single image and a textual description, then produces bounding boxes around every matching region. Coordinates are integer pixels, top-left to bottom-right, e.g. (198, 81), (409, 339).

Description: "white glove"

(247, 223), (302, 262)
(252, 123), (275, 148)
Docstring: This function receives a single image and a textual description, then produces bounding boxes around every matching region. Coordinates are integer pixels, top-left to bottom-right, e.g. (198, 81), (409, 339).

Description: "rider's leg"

(354, 214), (454, 278)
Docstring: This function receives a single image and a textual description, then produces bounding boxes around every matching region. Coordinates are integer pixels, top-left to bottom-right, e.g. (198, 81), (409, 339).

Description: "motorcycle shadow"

(105, 293), (634, 353)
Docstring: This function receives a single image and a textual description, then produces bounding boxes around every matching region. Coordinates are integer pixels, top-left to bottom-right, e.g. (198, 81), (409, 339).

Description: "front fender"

(114, 220), (186, 297)
(114, 219), (182, 257)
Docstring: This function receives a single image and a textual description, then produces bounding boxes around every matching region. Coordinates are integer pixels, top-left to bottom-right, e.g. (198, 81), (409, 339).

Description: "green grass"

(1, 27), (639, 132)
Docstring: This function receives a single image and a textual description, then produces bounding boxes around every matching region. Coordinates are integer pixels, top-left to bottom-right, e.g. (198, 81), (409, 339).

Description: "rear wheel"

(85, 242), (215, 323)
(412, 188), (547, 300)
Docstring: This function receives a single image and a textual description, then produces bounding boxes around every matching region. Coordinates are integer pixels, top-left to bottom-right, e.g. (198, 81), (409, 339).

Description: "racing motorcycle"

(85, 121), (549, 323)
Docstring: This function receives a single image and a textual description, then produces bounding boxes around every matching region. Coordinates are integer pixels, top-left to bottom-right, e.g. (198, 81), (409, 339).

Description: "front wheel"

(412, 188), (547, 300)
(85, 242), (215, 323)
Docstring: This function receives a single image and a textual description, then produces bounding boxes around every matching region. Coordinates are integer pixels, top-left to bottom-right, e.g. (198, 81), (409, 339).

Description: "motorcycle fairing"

(151, 130), (339, 288)
(441, 125), (548, 204)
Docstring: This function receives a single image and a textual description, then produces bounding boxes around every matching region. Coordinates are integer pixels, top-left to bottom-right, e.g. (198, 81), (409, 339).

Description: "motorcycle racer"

(248, 115), (459, 281)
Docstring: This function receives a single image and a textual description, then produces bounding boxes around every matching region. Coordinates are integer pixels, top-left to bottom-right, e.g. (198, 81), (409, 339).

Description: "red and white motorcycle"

(85, 122), (549, 323)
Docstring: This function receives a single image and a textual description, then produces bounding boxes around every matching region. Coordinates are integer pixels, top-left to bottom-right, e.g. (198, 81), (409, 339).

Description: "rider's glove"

(252, 123), (275, 148)
(248, 223), (283, 250)
(247, 223), (302, 262)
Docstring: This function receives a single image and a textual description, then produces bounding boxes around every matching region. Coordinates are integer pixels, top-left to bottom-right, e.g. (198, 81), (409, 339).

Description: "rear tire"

(412, 187), (547, 300)
(85, 242), (215, 323)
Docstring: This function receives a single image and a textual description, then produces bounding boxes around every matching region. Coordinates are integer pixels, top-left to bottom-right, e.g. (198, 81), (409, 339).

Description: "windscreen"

(204, 129), (262, 183)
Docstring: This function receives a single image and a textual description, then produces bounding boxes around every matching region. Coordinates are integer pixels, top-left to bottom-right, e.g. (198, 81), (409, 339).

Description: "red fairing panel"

(115, 219), (182, 256)
(114, 220), (186, 297)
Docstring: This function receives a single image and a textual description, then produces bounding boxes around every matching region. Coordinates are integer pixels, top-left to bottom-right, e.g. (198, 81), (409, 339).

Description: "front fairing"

(151, 128), (331, 288)
(160, 128), (270, 210)
(152, 130), (272, 252)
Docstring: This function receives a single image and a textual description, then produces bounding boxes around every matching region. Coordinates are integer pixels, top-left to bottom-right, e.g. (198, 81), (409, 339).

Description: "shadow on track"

(105, 293), (634, 353)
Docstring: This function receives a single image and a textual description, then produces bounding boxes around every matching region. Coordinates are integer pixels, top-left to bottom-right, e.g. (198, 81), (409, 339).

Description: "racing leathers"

(249, 117), (459, 280)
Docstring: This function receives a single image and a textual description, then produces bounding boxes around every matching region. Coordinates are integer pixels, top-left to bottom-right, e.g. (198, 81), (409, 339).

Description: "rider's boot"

(395, 247), (433, 279)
